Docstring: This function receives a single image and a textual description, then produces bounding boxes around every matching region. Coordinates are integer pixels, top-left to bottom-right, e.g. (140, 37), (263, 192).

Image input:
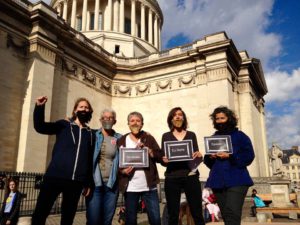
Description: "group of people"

(0, 96), (255, 225)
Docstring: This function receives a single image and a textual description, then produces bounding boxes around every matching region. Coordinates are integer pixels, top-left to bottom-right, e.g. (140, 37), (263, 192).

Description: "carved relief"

(114, 85), (132, 96)
(238, 82), (250, 93)
(156, 80), (172, 92)
(62, 58), (77, 76)
(178, 74), (196, 87)
(100, 79), (112, 93)
(136, 84), (151, 95)
(82, 69), (96, 86)
(6, 34), (28, 56)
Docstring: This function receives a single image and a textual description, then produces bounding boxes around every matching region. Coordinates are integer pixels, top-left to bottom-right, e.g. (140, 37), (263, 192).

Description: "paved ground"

(18, 209), (300, 225)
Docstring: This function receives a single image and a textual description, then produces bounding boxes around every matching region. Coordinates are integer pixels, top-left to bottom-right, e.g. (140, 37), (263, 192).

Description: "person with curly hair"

(204, 106), (255, 225)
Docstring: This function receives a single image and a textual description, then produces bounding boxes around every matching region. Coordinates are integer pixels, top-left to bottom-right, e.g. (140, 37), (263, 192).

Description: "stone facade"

(0, 0), (269, 179)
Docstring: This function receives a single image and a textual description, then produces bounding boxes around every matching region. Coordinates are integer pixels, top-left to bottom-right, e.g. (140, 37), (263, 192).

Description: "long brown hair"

(71, 97), (93, 121)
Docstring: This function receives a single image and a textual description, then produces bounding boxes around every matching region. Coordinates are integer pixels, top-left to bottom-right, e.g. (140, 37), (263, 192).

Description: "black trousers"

(164, 175), (205, 225)
(31, 177), (83, 225)
(213, 186), (248, 225)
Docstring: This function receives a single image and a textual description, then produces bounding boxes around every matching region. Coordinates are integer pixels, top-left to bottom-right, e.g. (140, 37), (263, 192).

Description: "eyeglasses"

(101, 117), (115, 121)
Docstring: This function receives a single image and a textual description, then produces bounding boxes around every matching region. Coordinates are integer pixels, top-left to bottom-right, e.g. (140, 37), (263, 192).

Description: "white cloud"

(157, 0), (281, 70)
(265, 68), (300, 102)
(266, 104), (300, 148)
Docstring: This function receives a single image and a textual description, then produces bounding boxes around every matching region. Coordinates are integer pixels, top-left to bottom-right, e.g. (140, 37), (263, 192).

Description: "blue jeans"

(125, 190), (161, 225)
(85, 185), (119, 225)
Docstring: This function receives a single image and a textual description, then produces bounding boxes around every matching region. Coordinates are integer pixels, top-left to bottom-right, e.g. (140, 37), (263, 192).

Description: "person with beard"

(161, 107), (205, 225)
(85, 109), (122, 225)
(31, 96), (94, 225)
(118, 111), (163, 225)
(204, 106), (255, 225)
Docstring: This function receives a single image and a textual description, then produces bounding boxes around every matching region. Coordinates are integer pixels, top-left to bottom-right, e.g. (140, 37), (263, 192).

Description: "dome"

(50, 0), (164, 57)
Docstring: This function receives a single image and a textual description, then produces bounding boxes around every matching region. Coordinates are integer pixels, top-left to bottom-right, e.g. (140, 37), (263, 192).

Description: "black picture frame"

(204, 135), (233, 154)
(119, 147), (149, 168)
(164, 140), (193, 162)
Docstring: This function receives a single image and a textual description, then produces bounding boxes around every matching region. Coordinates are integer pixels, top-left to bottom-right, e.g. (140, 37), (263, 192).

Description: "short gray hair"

(127, 111), (144, 124)
(100, 108), (116, 119)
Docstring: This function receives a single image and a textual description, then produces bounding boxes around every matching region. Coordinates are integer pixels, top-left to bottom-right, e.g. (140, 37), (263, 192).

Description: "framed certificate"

(204, 135), (233, 154)
(119, 147), (149, 168)
(164, 140), (193, 162)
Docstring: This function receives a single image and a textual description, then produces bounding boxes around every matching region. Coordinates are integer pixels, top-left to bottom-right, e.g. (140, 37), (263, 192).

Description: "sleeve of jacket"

(148, 135), (164, 163)
(204, 154), (216, 169)
(8, 192), (22, 221)
(229, 131), (255, 168)
(86, 130), (95, 188)
(33, 104), (62, 135)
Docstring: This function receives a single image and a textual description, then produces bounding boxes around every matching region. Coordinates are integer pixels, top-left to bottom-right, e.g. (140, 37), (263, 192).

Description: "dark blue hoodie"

(204, 129), (255, 189)
(34, 105), (93, 187)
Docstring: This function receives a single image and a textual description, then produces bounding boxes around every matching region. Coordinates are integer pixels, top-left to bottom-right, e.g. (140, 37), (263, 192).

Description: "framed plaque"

(164, 140), (193, 162)
(204, 135), (233, 154)
(119, 147), (149, 168)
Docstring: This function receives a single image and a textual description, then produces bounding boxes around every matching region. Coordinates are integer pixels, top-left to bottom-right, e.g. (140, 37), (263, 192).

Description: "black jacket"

(34, 105), (94, 186)
(0, 191), (22, 225)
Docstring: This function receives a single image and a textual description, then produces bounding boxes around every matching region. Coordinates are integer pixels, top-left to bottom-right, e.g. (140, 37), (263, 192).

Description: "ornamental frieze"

(156, 80), (172, 92)
(100, 79), (112, 93)
(135, 84), (151, 95)
(178, 74), (196, 87)
(6, 34), (28, 56)
(82, 69), (96, 86)
(114, 85), (132, 96)
(61, 58), (77, 76)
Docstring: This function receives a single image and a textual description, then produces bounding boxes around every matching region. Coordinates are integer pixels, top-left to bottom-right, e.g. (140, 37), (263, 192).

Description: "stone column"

(82, 0), (88, 31)
(113, 0), (119, 32)
(141, 3), (145, 39)
(70, 0), (77, 28)
(119, 0), (125, 32)
(148, 8), (153, 44)
(154, 14), (158, 48)
(105, 0), (112, 30)
(57, 4), (62, 17)
(131, 0), (136, 36)
(94, 0), (100, 30)
(17, 43), (56, 172)
(62, 0), (68, 20)
(158, 19), (161, 50)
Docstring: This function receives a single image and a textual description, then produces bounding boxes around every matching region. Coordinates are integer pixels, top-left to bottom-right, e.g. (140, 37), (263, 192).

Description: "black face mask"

(214, 121), (234, 133)
(76, 111), (92, 124)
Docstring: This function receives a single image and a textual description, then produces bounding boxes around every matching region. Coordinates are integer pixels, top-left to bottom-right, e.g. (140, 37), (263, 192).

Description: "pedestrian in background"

(0, 178), (22, 225)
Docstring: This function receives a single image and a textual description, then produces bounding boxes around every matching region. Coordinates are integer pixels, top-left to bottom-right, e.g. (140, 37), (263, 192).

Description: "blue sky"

(31, 0), (300, 149)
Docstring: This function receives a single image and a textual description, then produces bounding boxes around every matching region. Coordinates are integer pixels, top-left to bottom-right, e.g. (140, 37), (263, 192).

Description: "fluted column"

(141, 3), (145, 39)
(131, 0), (136, 36)
(82, 0), (88, 31)
(70, 0), (77, 28)
(119, 0), (125, 32)
(154, 15), (158, 48)
(158, 20), (161, 50)
(62, 0), (68, 20)
(94, 0), (100, 30)
(148, 8), (153, 44)
(57, 4), (62, 17)
(105, 0), (112, 30)
(113, 0), (119, 31)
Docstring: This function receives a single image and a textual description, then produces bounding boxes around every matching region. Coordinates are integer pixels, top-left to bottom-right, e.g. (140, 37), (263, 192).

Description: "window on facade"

(98, 13), (102, 30)
(292, 166), (295, 170)
(125, 18), (131, 34)
(77, 16), (82, 31)
(90, 13), (95, 30)
(114, 45), (120, 54)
